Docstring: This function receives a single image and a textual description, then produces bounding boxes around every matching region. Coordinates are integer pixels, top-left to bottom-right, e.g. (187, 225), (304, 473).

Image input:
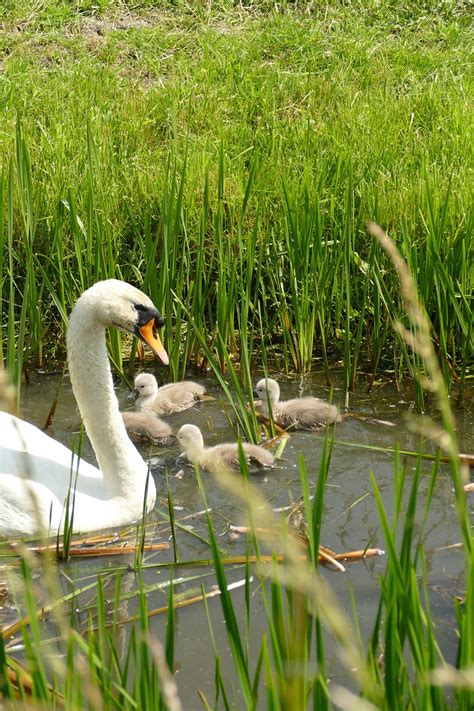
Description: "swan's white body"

(0, 280), (168, 538)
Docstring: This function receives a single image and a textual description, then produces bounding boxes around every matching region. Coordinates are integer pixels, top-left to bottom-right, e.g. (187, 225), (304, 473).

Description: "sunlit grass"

(0, 1), (472, 403)
(0, 2), (473, 708)
(2, 125), (472, 405)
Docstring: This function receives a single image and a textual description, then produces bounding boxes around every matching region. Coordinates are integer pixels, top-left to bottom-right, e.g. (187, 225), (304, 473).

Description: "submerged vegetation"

(0, 1), (473, 709)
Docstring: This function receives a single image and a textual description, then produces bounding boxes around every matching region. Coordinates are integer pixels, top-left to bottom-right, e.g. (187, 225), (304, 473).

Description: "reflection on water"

(2, 366), (473, 704)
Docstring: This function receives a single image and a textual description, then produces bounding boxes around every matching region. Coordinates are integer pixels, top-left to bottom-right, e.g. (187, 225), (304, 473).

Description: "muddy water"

(3, 367), (473, 705)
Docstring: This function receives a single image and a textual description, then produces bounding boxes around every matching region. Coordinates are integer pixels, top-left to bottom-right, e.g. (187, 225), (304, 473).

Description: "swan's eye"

(133, 303), (165, 329)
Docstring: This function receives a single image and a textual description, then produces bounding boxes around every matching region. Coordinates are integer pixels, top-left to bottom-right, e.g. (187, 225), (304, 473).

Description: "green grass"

(0, 1), (472, 403)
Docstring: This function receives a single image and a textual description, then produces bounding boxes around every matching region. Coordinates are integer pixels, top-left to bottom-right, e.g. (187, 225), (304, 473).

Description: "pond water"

(1, 365), (473, 705)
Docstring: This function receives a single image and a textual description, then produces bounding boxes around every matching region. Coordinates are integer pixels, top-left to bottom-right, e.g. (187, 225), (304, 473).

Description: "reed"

(1, 120), (472, 403)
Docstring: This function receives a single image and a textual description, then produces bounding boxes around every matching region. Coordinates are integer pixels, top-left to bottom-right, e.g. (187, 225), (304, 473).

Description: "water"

(2, 366), (473, 704)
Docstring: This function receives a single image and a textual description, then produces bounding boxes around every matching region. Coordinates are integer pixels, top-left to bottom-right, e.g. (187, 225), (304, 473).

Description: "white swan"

(0, 280), (169, 538)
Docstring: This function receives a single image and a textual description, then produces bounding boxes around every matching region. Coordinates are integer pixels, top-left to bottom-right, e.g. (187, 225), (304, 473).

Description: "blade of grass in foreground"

(197, 467), (255, 709)
(368, 222), (471, 552)
(197, 443), (381, 705)
(0, 629), (12, 699)
(453, 549), (474, 708)
(201, 586), (232, 711)
(365, 219), (473, 701)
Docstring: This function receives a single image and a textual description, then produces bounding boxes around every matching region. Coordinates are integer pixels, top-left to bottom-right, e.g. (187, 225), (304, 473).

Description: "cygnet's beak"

(137, 318), (169, 365)
(127, 389), (139, 401)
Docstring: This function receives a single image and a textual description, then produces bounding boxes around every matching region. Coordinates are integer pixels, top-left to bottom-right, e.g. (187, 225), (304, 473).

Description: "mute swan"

(255, 378), (341, 430)
(0, 279), (169, 538)
(177, 424), (275, 475)
(121, 411), (173, 445)
(130, 372), (206, 415)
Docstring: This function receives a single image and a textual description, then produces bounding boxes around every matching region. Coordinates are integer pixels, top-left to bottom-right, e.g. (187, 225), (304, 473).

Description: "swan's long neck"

(67, 303), (152, 500)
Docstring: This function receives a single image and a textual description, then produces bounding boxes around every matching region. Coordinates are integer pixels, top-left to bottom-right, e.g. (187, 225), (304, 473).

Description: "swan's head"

(255, 378), (280, 404)
(70, 280), (169, 364)
(131, 373), (159, 400)
(177, 424), (204, 451)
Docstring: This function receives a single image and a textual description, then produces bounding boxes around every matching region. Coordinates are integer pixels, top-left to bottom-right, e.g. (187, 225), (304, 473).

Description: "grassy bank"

(0, 3), (473, 706)
(1, 2), (472, 403)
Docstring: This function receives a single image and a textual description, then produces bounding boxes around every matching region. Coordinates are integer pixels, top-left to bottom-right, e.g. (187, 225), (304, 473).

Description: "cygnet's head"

(69, 280), (168, 364)
(177, 424), (204, 450)
(132, 373), (159, 399)
(255, 378), (280, 404)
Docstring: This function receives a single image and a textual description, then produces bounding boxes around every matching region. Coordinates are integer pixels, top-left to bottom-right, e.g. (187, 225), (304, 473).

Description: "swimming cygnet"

(177, 424), (275, 475)
(130, 373), (206, 415)
(121, 410), (173, 445)
(255, 378), (341, 430)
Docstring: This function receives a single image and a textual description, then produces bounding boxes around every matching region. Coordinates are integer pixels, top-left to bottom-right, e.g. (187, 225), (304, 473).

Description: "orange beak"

(138, 319), (169, 365)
